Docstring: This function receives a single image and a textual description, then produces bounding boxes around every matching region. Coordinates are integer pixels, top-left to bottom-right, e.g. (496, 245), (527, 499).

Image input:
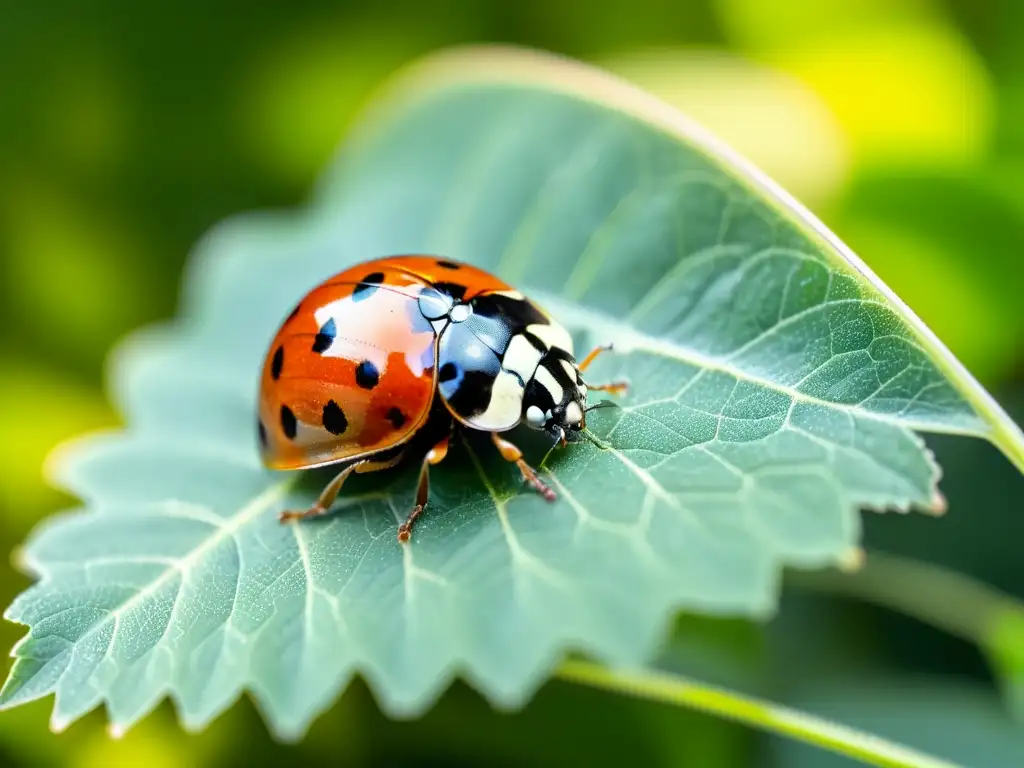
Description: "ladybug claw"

(521, 464), (556, 502)
(397, 504), (425, 543)
(536, 482), (557, 503)
(578, 342), (617, 373)
(278, 505), (325, 523)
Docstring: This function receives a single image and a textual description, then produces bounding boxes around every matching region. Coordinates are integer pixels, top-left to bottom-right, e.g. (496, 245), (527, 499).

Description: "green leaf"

(2, 46), (1020, 740)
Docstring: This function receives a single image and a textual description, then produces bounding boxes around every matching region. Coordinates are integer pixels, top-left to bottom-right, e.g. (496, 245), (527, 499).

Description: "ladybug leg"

(278, 460), (367, 522)
(578, 343), (629, 396)
(490, 433), (556, 502)
(586, 380), (629, 396)
(397, 434), (451, 543)
(578, 343), (613, 372)
(279, 451), (404, 523)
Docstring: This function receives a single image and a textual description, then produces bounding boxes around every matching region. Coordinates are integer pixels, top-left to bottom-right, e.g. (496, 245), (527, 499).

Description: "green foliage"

(0, 47), (1017, 744)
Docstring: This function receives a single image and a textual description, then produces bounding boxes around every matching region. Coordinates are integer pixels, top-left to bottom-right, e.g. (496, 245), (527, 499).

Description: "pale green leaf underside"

(1, 47), (1001, 739)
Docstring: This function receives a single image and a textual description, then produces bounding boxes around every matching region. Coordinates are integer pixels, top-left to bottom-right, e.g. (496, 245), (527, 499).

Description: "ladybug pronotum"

(257, 255), (626, 542)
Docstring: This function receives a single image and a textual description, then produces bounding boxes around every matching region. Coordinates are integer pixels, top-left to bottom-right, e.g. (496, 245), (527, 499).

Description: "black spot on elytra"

(436, 259), (461, 270)
(271, 346), (284, 380)
(355, 360), (379, 389)
(352, 272), (385, 301)
(312, 317), (336, 353)
(434, 281), (467, 302)
(258, 420), (268, 447)
(386, 407), (406, 429)
(322, 400), (348, 435)
(280, 405), (297, 440)
(439, 362), (459, 382)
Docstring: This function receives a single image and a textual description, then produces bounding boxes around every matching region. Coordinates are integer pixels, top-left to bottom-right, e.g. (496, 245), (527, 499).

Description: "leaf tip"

(49, 712), (71, 735)
(177, 710), (208, 736)
(106, 722), (128, 739)
(925, 490), (948, 517)
(836, 547), (865, 573)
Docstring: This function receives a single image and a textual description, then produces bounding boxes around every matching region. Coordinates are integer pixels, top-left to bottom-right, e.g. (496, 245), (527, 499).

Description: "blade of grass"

(556, 659), (961, 768)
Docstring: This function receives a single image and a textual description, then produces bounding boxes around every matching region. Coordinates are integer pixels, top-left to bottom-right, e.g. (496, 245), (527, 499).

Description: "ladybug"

(257, 255), (626, 542)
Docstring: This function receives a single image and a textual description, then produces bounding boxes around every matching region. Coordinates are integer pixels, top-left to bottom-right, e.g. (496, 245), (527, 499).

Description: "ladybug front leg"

(397, 434), (451, 543)
(279, 460), (367, 522)
(578, 343), (629, 396)
(490, 433), (557, 502)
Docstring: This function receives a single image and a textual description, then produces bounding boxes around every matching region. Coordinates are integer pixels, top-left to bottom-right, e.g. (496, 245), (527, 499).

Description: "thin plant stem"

(556, 659), (961, 768)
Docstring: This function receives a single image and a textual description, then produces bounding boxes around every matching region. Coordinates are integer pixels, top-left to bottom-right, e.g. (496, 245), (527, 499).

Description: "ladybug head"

(522, 355), (589, 440)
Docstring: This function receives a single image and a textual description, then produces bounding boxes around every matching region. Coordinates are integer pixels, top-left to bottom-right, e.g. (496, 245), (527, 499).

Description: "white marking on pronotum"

(468, 370), (524, 431)
(533, 364), (563, 404)
(503, 334), (545, 382)
(527, 321), (574, 356)
(494, 289), (526, 301)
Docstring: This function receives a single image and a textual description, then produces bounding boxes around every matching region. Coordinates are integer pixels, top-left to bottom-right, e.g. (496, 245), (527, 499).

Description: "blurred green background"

(2, 1), (1023, 765)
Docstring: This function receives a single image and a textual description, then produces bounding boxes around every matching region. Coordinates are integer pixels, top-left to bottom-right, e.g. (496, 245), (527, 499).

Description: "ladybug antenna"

(584, 400), (617, 414)
(579, 428), (606, 448)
